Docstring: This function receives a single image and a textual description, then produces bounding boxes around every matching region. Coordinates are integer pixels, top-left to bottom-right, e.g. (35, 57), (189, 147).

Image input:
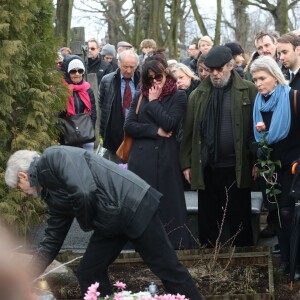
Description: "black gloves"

(256, 147), (267, 160)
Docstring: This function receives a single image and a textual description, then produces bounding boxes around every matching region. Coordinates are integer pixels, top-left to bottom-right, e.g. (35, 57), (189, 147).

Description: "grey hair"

(118, 49), (139, 66)
(87, 38), (100, 48)
(250, 56), (287, 86)
(5, 150), (40, 188)
(171, 63), (199, 80)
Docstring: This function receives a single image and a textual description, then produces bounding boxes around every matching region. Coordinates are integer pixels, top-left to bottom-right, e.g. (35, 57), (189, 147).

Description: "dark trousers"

(76, 212), (202, 300)
(198, 166), (253, 247)
(273, 169), (295, 264)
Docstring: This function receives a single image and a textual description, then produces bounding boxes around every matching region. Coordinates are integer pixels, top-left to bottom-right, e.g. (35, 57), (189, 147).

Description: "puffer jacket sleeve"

(99, 75), (108, 111)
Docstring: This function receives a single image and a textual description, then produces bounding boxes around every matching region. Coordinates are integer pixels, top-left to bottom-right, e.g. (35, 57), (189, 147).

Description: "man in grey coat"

(5, 146), (201, 299)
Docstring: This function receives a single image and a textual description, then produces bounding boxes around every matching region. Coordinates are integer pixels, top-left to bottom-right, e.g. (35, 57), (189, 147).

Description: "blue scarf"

(253, 84), (291, 145)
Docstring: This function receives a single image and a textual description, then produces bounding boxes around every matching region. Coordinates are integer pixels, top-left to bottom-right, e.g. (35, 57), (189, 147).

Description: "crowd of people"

(5, 29), (300, 298)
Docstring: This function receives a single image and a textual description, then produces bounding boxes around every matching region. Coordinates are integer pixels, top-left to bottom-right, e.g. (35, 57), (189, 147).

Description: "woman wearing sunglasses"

(124, 52), (190, 249)
(60, 55), (97, 151)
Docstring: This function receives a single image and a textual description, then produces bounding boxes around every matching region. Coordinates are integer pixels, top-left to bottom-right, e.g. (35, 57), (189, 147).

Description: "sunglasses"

(148, 73), (164, 82)
(69, 69), (84, 75)
(88, 47), (96, 51)
(208, 66), (225, 73)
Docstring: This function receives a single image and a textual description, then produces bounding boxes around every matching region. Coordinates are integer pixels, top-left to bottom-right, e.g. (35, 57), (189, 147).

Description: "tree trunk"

(132, 0), (143, 48)
(232, 0), (250, 48)
(147, 0), (165, 46)
(190, 0), (209, 36)
(246, 0), (299, 35)
(214, 0), (222, 45)
(105, 1), (127, 46)
(164, 0), (181, 58)
(274, 0), (288, 34)
(55, 0), (73, 46)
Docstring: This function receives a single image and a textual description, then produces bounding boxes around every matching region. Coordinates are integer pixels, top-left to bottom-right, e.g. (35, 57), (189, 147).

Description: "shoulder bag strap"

(135, 92), (143, 114)
(294, 90), (298, 117)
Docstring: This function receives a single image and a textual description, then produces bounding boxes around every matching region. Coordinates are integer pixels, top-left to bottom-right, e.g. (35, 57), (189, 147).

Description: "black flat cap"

(204, 46), (233, 68)
(224, 42), (243, 56)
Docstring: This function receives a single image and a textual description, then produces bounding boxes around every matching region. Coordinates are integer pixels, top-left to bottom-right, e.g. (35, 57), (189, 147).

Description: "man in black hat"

(180, 45), (257, 247)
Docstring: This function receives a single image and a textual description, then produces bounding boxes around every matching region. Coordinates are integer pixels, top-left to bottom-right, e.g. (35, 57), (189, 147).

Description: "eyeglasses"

(199, 67), (209, 73)
(208, 66), (225, 73)
(88, 47), (96, 51)
(148, 73), (164, 82)
(69, 69), (84, 75)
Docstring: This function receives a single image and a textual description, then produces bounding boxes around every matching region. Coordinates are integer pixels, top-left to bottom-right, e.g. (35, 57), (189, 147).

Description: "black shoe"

(260, 224), (277, 238)
(292, 266), (300, 281)
(277, 262), (289, 274)
(272, 244), (280, 254)
(294, 271), (300, 281)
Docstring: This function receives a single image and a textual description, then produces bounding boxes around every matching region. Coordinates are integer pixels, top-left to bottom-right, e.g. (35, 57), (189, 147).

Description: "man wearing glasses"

(180, 46), (257, 248)
(87, 38), (113, 86)
(182, 43), (200, 74)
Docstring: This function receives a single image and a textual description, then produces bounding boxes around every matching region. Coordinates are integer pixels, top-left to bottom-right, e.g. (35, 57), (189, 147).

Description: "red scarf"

(65, 80), (92, 116)
(142, 77), (177, 101)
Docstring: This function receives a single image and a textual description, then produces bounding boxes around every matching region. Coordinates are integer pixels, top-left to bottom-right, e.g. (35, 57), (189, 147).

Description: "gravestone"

(70, 27), (85, 56)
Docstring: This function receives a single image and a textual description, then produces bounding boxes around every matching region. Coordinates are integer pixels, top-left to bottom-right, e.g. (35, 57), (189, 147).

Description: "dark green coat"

(180, 70), (257, 190)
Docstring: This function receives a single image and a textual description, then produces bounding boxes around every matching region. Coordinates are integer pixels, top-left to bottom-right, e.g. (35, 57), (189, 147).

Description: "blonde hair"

(171, 63), (199, 80)
(140, 39), (157, 50)
(250, 56), (287, 86)
(198, 36), (213, 48)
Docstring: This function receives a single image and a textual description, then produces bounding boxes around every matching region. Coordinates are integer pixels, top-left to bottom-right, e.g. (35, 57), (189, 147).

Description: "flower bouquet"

(84, 281), (189, 300)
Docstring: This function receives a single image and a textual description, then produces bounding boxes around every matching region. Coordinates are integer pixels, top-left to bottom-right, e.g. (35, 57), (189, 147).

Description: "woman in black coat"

(250, 56), (300, 275)
(124, 52), (190, 249)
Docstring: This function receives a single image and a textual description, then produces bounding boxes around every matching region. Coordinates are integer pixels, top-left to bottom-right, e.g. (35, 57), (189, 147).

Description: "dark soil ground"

(108, 263), (270, 298)
(52, 254), (300, 299)
(272, 254), (300, 300)
(109, 263), (300, 299)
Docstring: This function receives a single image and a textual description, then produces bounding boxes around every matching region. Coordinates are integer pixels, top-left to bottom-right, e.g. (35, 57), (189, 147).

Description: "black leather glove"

(256, 147), (267, 160)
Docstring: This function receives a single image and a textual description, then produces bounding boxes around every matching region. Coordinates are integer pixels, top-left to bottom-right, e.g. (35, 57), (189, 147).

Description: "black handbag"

(62, 112), (95, 146)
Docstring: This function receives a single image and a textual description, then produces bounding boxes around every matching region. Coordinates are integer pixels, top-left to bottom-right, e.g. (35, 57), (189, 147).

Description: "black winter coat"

(30, 146), (160, 275)
(124, 90), (190, 249)
(288, 70), (300, 90)
(99, 69), (140, 151)
(87, 56), (113, 85)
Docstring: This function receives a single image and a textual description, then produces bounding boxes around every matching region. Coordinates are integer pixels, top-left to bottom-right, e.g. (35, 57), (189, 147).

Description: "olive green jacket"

(180, 70), (257, 190)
